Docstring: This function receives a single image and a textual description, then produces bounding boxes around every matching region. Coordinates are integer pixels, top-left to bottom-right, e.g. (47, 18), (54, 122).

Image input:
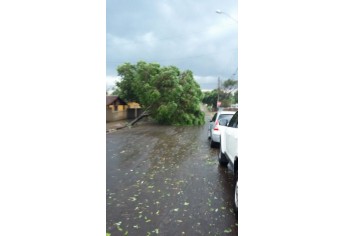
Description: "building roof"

(106, 96), (127, 106)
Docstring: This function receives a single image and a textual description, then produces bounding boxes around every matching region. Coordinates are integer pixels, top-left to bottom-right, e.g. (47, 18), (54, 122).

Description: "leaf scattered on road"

(116, 225), (123, 232)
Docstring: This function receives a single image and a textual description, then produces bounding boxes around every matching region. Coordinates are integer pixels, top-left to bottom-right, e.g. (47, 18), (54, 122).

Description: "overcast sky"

(106, 0), (238, 91)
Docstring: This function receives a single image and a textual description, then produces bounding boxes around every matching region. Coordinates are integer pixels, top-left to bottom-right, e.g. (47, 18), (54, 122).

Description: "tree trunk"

(116, 107), (151, 130)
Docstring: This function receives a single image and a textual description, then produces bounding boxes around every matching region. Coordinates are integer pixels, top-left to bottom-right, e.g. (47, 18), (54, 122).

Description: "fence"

(106, 109), (127, 122)
(106, 108), (143, 122)
(127, 108), (143, 119)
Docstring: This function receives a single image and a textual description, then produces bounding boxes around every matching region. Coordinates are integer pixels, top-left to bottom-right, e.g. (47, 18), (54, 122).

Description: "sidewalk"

(107, 105), (212, 133)
(106, 119), (131, 133)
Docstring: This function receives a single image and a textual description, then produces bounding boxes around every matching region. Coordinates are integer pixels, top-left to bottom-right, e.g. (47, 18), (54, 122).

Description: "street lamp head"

(215, 9), (238, 23)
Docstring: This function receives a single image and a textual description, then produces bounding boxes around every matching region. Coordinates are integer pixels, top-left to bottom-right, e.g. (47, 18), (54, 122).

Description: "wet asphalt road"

(106, 118), (238, 236)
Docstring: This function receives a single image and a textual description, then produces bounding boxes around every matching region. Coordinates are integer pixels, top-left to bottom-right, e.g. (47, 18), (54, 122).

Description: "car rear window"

(218, 114), (233, 122)
(228, 112), (238, 128)
(211, 113), (217, 122)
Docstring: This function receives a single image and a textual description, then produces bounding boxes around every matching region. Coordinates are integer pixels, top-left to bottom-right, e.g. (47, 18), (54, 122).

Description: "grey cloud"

(107, 0), (238, 90)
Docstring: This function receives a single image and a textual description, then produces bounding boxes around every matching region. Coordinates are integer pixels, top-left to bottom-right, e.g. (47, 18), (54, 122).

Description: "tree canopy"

(115, 61), (205, 125)
(223, 79), (237, 91)
(202, 79), (238, 109)
(202, 90), (218, 108)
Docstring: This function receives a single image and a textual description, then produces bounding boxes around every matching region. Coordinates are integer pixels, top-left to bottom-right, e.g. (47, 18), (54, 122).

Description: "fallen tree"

(114, 61), (205, 127)
(116, 106), (151, 130)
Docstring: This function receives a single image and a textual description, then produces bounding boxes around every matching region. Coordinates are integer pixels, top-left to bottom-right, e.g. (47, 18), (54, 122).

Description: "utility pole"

(217, 77), (220, 108)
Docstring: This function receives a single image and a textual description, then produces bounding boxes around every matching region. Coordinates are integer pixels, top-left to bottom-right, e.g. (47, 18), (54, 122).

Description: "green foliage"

(219, 91), (236, 107)
(111, 88), (120, 96)
(222, 78), (238, 105)
(234, 90), (238, 103)
(223, 79), (237, 90)
(202, 86), (237, 108)
(116, 63), (139, 102)
(202, 90), (218, 108)
(115, 61), (205, 125)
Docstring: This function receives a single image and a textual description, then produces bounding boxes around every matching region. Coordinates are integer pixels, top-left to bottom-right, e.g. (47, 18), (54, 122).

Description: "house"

(106, 96), (128, 111)
(127, 102), (141, 109)
(106, 96), (144, 122)
(106, 96), (128, 122)
(125, 102), (143, 119)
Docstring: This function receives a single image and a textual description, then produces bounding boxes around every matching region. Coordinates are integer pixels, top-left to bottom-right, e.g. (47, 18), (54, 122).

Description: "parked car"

(218, 111), (238, 213)
(208, 110), (236, 148)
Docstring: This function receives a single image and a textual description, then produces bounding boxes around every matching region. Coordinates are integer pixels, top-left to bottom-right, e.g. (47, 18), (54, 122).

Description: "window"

(218, 114), (234, 122)
(211, 113), (217, 122)
(218, 114), (234, 126)
(228, 112), (238, 128)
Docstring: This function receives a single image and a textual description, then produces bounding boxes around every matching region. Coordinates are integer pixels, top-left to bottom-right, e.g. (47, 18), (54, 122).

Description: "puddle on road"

(107, 122), (238, 235)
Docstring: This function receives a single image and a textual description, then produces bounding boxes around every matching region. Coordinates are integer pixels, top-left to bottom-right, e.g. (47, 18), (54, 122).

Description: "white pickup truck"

(218, 111), (238, 213)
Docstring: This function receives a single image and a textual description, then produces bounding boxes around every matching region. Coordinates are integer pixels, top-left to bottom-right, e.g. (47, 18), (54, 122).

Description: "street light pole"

(216, 9), (238, 109)
(217, 77), (220, 108)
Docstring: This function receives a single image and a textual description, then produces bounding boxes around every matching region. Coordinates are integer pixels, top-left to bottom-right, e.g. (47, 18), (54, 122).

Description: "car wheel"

(234, 177), (238, 214)
(210, 138), (217, 148)
(218, 143), (228, 166)
(207, 130), (211, 140)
